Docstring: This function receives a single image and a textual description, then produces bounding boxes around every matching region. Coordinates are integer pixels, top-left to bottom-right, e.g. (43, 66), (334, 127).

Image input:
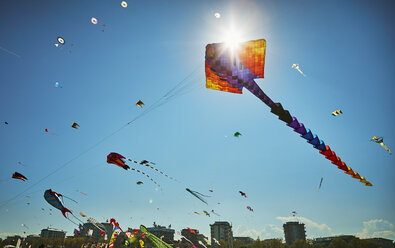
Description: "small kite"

(91, 17), (98, 25)
(209, 189), (213, 192)
(203, 210), (210, 217)
(186, 188), (210, 204)
(204, 238), (211, 245)
(77, 190), (87, 196)
(239, 191), (247, 198)
(292, 211), (297, 217)
(121, 1), (128, 8)
(55, 82), (62, 88)
(193, 211), (202, 215)
(57, 37), (65, 45)
(332, 110), (342, 116)
(136, 100), (145, 108)
(371, 136), (392, 155)
(187, 228), (196, 234)
(71, 122), (79, 129)
(291, 64), (306, 77)
(21, 224), (29, 229)
(140, 225), (173, 248)
(211, 209), (221, 216)
(205, 39), (371, 186)
(318, 177), (323, 192)
(247, 206), (254, 212)
(136, 181), (143, 185)
(110, 218), (124, 232)
(213, 238), (220, 245)
(12, 172), (27, 181)
(214, 13), (220, 19)
(4, 121), (8, 125)
(234, 132), (242, 138)
(139, 240), (144, 248)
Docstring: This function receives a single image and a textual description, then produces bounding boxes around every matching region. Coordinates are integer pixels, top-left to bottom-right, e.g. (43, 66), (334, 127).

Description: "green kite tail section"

(140, 225), (173, 248)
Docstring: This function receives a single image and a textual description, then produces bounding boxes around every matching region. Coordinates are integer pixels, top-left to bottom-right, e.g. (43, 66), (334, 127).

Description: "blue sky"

(0, 0), (394, 242)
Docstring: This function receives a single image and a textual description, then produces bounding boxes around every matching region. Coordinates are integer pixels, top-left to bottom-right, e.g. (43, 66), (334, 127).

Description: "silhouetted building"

(234, 237), (253, 244)
(26, 234), (40, 241)
(147, 222), (175, 243)
(314, 235), (356, 246)
(40, 228), (66, 239)
(363, 238), (393, 248)
(283, 222), (306, 245)
(210, 221), (233, 248)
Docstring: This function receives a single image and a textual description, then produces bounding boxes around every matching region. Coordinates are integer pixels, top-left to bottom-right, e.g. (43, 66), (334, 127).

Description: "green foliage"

(291, 239), (309, 248)
(328, 238), (347, 248)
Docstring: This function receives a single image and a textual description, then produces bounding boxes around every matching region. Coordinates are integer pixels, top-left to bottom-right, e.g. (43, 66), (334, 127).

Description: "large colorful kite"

(205, 39), (371, 186)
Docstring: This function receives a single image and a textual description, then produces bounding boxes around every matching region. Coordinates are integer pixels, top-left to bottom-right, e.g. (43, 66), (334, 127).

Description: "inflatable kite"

(12, 172), (27, 181)
(140, 225), (173, 248)
(371, 136), (391, 155)
(234, 132), (242, 138)
(205, 39), (372, 186)
(44, 189), (72, 218)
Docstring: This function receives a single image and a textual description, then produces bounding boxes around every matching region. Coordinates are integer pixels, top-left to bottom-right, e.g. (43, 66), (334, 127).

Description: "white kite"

(292, 64), (306, 77)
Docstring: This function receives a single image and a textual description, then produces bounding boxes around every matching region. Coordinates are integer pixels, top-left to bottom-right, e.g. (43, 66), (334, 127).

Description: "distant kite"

(55, 82), (62, 88)
(187, 228), (196, 234)
(71, 122), (79, 129)
(203, 210), (210, 217)
(91, 17), (98, 25)
(214, 13), (221, 18)
(239, 191), (247, 198)
(318, 177), (323, 192)
(136, 181), (143, 185)
(234, 132), (242, 138)
(57, 37), (65, 45)
(12, 172), (27, 181)
(136, 100), (145, 108)
(186, 188), (210, 205)
(247, 206), (253, 212)
(121, 1), (128, 8)
(291, 64), (306, 77)
(332, 110), (342, 116)
(371, 136), (391, 155)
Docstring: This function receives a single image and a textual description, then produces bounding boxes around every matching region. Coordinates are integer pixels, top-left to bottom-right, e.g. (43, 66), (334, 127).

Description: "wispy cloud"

(233, 224), (283, 240)
(355, 219), (395, 240)
(0, 232), (25, 238)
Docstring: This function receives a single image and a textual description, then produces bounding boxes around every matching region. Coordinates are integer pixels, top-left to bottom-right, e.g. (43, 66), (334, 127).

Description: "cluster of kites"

(3, 12), (392, 246)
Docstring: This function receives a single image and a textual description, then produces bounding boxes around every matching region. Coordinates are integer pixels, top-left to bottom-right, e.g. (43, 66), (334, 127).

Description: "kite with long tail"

(107, 153), (174, 188)
(43, 189), (83, 225)
(205, 39), (371, 186)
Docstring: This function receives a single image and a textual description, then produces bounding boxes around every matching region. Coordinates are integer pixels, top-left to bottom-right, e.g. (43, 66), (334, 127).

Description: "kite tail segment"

(246, 81), (372, 186)
(62, 207), (72, 218)
(286, 115), (372, 186)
